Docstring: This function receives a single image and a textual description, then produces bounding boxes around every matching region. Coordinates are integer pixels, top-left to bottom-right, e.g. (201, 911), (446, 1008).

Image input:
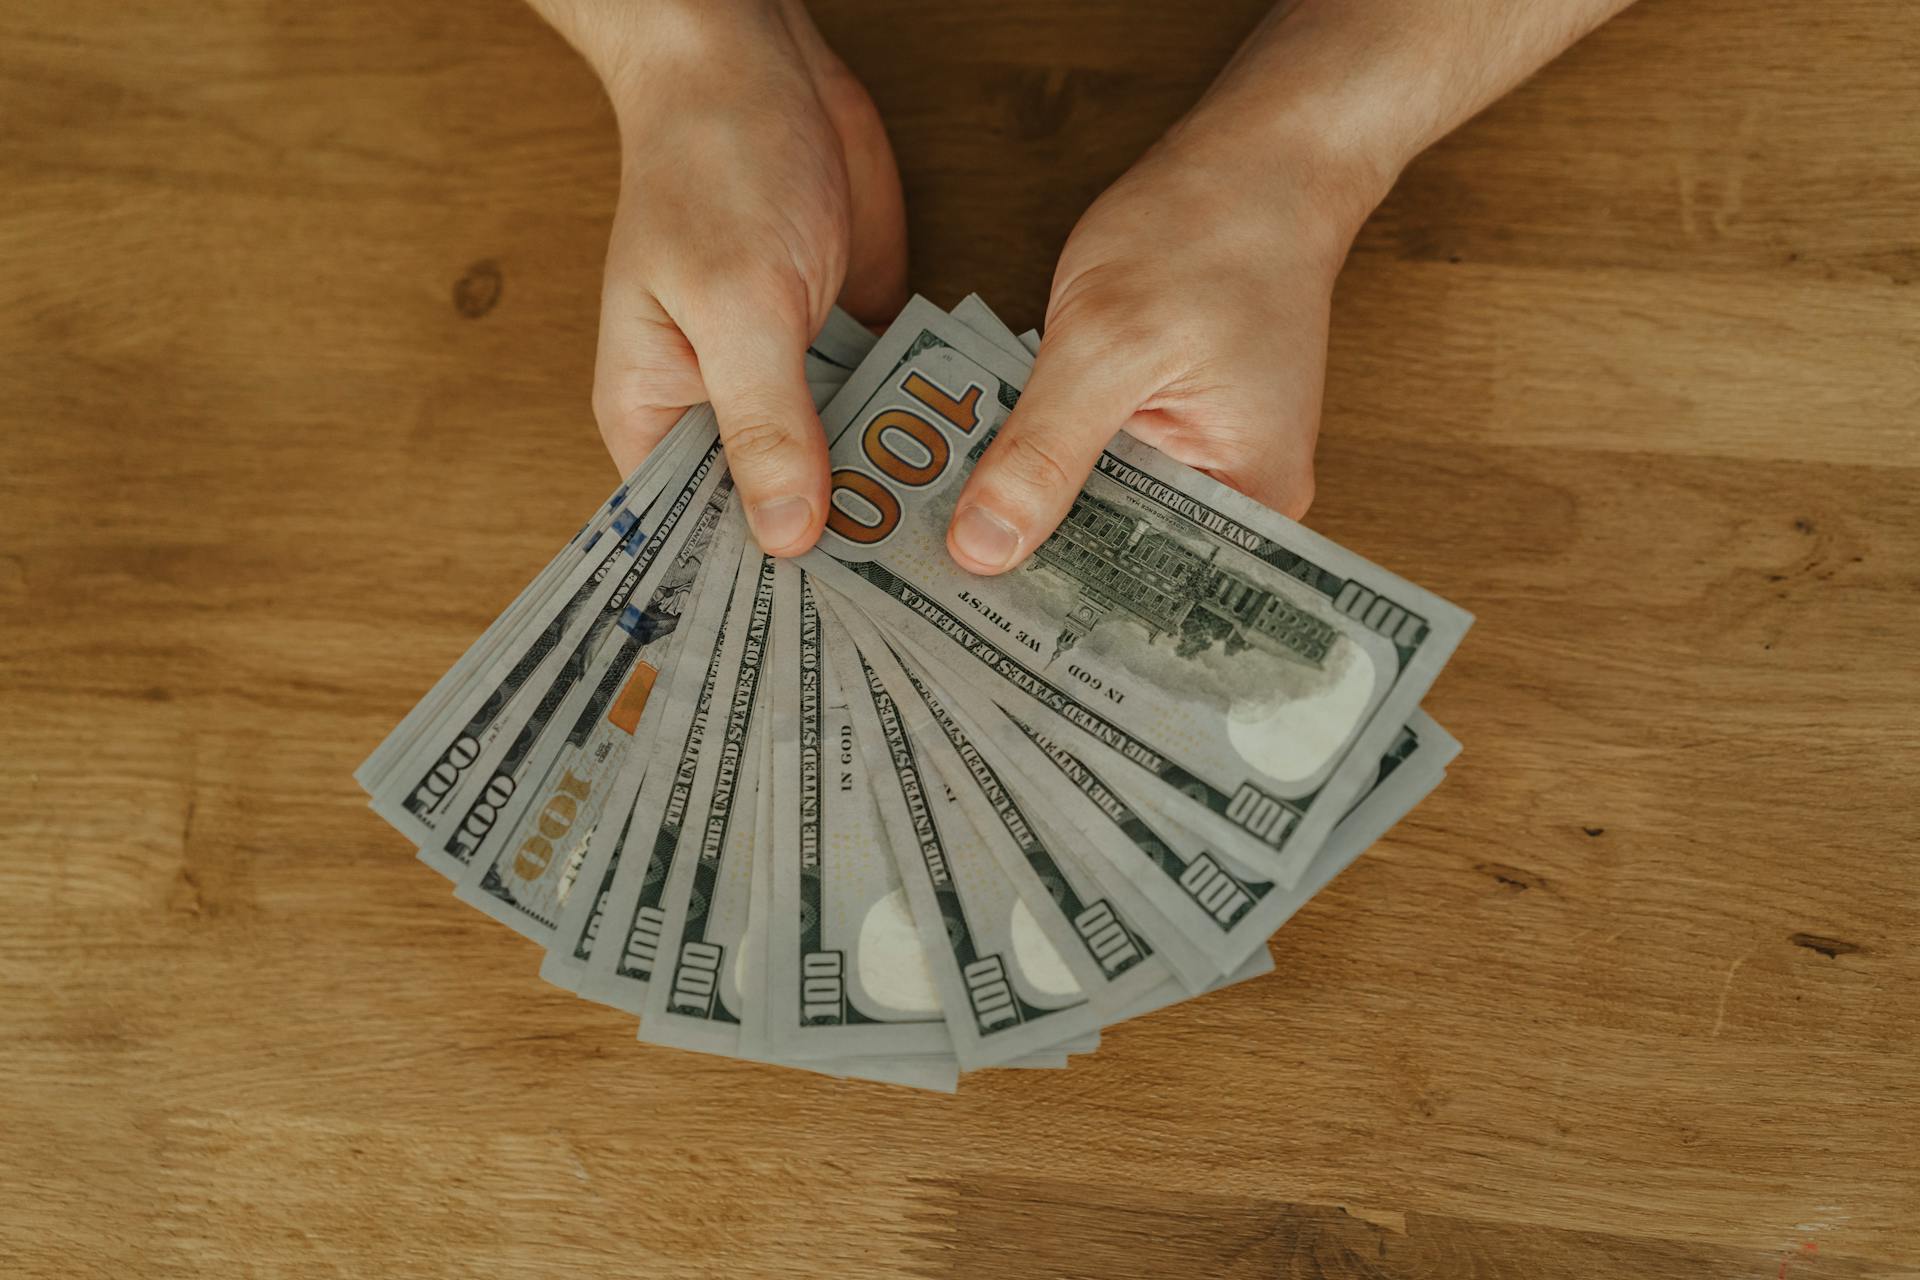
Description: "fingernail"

(749, 495), (814, 554)
(951, 504), (1022, 572)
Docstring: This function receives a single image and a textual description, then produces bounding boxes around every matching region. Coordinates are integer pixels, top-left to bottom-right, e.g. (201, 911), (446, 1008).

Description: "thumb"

(946, 327), (1161, 574)
(685, 308), (832, 557)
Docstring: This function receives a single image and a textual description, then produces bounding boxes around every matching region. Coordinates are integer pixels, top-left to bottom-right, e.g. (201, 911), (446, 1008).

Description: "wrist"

(530, 0), (783, 102)
(1158, 98), (1390, 270)
(1173, 3), (1467, 248)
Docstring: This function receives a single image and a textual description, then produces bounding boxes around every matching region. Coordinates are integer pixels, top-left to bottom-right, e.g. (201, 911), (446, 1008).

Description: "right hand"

(534, 0), (907, 555)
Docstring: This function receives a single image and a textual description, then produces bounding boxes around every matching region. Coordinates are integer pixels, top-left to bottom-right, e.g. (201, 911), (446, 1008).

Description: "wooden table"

(3, 0), (1915, 1275)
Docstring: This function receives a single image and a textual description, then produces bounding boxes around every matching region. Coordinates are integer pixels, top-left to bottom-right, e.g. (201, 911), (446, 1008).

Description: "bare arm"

(1207, 0), (1633, 217)
(525, 0), (906, 555)
(947, 0), (1637, 574)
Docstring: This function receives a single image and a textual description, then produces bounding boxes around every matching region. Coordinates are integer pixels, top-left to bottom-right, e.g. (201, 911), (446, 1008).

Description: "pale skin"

(527, 0), (1635, 570)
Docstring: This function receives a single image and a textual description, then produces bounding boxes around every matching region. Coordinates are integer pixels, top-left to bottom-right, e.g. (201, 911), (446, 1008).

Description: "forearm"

(524, 0), (788, 96)
(1185, 0), (1636, 226)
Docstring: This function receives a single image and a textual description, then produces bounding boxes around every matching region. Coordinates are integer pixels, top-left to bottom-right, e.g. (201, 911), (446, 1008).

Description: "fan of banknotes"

(357, 294), (1471, 1091)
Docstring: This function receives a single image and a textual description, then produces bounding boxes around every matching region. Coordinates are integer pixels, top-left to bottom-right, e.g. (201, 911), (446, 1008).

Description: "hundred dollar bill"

(371, 432), (728, 855)
(930, 298), (1247, 994)
(823, 591), (1180, 1021)
(948, 292), (1032, 363)
(876, 627), (1431, 1033)
(365, 465), (670, 819)
(489, 363), (886, 946)
(859, 602), (1228, 987)
(533, 553), (812, 1000)
(640, 707), (766, 1055)
(893, 618), (1458, 976)
(544, 520), (747, 1002)
(748, 293), (1105, 1074)
(577, 515), (769, 1015)
(356, 417), (689, 791)
(646, 787), (963, 1089)
(538, 743), (645, 994)
(738, 724), (780, 1061)
(765, 563), (954, 1062)
(450, 478), (733, 938)
(359, 411), (718, 802)
(405, 444), (733, 878)
(782, 298), (1096, 1067)
(359, 329), (869, 818)
(823, 602), (1102, 1069)
(741, 728), (981, 1087)
(801, 295), (1471, 888)
(809, 306), (881, 372)
(371, 502), (654, 847)
(1019, 707), (1457, 976)
(535, 542), (962, 1088)
(639, 703), (984, 1079)
(638, 571), (775, 1053)
(875, 628), (1237, 989)
(944, 292), (1455, 912)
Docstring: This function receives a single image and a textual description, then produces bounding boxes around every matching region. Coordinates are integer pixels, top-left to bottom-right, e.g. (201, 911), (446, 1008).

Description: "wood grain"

(2, 0), (1916, 1276)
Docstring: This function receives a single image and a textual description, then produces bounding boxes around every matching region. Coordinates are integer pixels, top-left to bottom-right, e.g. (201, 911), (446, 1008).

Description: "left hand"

(945, 110), (1385, 574)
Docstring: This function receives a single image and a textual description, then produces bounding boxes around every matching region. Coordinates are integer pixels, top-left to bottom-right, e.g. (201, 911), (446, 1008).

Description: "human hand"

(945, 108), (1385, 575)
(533, 0), (906, 554)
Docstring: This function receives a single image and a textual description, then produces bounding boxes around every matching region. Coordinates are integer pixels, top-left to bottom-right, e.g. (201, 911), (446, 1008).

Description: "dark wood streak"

(2, 0), (1916, 1275)
(908, 1176), (1896, 1279)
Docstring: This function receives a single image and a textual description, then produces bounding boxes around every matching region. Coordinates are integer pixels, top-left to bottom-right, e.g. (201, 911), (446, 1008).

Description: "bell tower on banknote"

(1030, 492), (1335, 667)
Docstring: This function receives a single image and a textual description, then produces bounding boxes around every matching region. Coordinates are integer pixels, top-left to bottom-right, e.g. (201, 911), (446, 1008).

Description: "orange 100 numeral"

(512, 768), (591, 880)
(900, 370), (982, 433)
(826, 368), (984, 545)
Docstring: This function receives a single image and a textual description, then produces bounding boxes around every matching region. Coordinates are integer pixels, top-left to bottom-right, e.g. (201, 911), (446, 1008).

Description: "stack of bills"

(357, 295), (1471, 1091)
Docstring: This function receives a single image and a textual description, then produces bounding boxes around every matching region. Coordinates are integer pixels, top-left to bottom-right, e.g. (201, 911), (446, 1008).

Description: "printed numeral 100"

(827, 369), (983, 545)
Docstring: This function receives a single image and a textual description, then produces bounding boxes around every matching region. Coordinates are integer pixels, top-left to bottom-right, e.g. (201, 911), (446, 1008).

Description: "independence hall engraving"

(1029, 492), (1337, 666)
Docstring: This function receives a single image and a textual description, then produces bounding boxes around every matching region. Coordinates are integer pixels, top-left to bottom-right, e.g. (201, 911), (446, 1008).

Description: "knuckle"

(1048, 286), (1134, 351)
(1047, 290), (1183, 386)
(719, 414), (799, 473)
(989, 432), (1077, 502)
(679, 254), (809, 325)
(686, 249), (778, 297)
(1050, 264), (1146, 337)
(592, 375), (652, 439)
(592, 338), (697, 438)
